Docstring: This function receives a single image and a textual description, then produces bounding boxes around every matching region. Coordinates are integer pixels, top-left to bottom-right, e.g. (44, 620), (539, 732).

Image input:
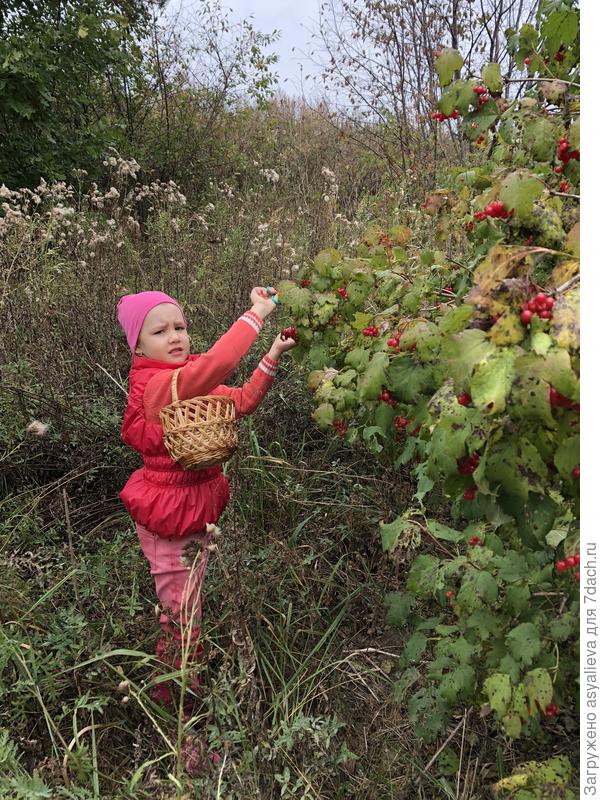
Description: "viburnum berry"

(408, 424), (421, 436)
(520, 309), (533, 325)
(280, 326), (299, 341)
(446, 590), (453, 598)
(554, 165), (563, 174)
(565, 556), (576, 569)
(457, 392), (472, 406)
(556, 561), (567, 572)
(575, 553), (580, 565)
(300, 279), (311, 288)
(572, 465), (580, 479)
(387, 337), (399, 347)
(524, 57), (531, 65)
(333, 419), (348, 437)
(394, 417), (410, 429)
(549, 387), (572, 408)
(468, 535), (479, 545)
(337, 287), (349, 299)
(575, 571), (580, 581)
(559, 180), (570, 193)
(473, 85), (487, 95)
(463, 487), (477, 501)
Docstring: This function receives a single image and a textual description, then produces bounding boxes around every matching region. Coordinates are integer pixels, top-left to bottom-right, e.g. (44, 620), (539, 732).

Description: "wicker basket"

(159, 368), (238, 469)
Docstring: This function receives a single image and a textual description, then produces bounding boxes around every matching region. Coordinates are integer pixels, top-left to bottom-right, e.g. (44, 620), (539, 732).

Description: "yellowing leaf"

(390, 225), (411, 246)
(482, 62), (503, 92)
(472, 245), (534, 296)
(550, 287), (579, 349)
(489, 312), (525, 345)
(550, 258), (579, 288)
(435, 48), (464, 86)
(498, 170), (544, 219)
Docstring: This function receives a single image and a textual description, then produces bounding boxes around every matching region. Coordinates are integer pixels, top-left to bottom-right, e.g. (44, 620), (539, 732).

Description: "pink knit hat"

(117, 291), (186, 352)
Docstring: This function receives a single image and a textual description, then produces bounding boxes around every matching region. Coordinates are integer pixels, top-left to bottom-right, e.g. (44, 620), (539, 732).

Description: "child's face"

(135, 303), (190, 363)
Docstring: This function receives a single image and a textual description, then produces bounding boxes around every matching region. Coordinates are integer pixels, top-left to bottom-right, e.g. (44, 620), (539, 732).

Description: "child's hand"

(269, 329), (298, 360)
(250, 286), (279, 318)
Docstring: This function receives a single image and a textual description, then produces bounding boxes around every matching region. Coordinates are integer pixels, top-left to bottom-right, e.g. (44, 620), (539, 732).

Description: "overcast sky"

(164, 0), (324, 98)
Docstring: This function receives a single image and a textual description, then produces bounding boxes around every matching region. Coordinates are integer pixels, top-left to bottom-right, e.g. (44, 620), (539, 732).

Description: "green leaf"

(501, 711), (522, 738)
(523, 668), (553, 715)
(438, 304), (473, 334)
(387, 360), (434, 403)
(357, 352), (389, 401)
(344, 348), (370, 372)
(484, 673), (512, 717)
(312, 403), (334, 429)
(407, 688), (450, 743)
(498, 170), (544, 220)
(278, 280), (311, 314)
(554, 434), (579, 481)
(541, 9), (579, 55)
(380, 515), (420, 554)
(427, 520), (464, 543)
(481, 62), (503, 92)
(403, 631), (428, 663)
(548, 612), (578, 642)
(471, 349), (516, 414)
(384, 592), (416, 627)
(439, 665), (476, 704)
(522, 118), (557, 162)
(313, 248), (341, 276)
(506, 623), (541, 667)
(393, 667), (420, 705)
(505, 585), (531, 616)
(407, 554), (441, 598)
(435, 48), (464, 87)
(442, 329), (495, 389)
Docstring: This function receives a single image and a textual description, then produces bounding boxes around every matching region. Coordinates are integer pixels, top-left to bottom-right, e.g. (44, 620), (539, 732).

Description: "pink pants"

(136, 522), (213, 704)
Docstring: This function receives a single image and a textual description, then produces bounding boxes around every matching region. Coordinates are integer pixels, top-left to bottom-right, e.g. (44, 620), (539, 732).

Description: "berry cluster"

(473, 84), (491, 105)
(556, 137), (580, 165)
(458, 452), (480, 475)
(380, 388), (397, 409)
(468, 533), (484, 545)
(474, 200), (512, 221)
(558, 180), (570, 193)
(363, 325), (379, 337)
(556, 552), (580, 581)
(387, 332), (402, 352)
(544, 703), (560, 719)
(393, 416), (410, 430)
(280, 326), (299, 341)
(337, 286), (349, 300)
(333, 419), (348, 437)
(457, 392), (472, 406)
(520, 292), (555, 324)
(431, 110), (460, 121)
(300, 279), (311, 288)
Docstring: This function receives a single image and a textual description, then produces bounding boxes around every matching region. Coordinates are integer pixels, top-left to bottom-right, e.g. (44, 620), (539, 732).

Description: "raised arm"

(143, 289), (278, 422)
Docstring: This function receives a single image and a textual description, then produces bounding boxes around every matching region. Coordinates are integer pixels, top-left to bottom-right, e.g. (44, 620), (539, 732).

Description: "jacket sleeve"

(142, 309), (264, 422)
(211, 354), (279, 418)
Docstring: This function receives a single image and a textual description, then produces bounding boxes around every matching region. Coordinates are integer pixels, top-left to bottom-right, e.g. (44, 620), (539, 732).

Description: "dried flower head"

(26, 420), (50, 436)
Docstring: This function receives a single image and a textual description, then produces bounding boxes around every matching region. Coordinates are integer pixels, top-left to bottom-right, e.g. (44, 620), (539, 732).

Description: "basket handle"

(170, 368), (181, 404)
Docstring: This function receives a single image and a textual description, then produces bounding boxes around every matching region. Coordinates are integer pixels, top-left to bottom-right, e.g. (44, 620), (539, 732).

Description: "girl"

(116, 286), (295, 769)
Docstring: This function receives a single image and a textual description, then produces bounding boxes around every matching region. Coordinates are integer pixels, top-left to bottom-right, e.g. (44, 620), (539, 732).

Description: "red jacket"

(119, 309), (278, 537)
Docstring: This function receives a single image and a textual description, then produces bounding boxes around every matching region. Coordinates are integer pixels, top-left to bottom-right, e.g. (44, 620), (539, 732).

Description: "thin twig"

(425, 712), (468, 771)
(556, 274), (580, 294)
(95, 363), (128, 396)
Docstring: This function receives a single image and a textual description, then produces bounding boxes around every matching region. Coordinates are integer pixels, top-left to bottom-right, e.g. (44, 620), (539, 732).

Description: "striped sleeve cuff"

(258, 354), (279, 378)
(240, 310), (264, 334)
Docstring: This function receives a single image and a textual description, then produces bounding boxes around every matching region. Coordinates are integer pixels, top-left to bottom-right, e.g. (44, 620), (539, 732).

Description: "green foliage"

(284, 2), (580, 747)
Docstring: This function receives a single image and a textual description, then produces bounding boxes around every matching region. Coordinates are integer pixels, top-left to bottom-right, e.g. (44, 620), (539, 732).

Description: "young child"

(116, 287), (295, 727)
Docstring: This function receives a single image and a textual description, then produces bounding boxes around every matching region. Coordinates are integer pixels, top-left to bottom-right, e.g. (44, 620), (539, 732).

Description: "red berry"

(281, 326), (299, 341)
(463, 487), (476, 501)
(575, 553), (580, 565)
(473, 85), (487, 95)
(457, 392), (472, 406)
(524, 57), (531, 65)
(549, 387), (572, 408)
(556, 561), (567, 572)
(554, 165), (563, 174)
(575, 572), (580, 581)
(300, 279), (311, 288)
(395, 417), (410, 428)
(539, 309), (552, 319)
(520, 309), (533, 324)
(565, 556), (576, 569)
(446, 590), (453, 597)
(572, 466), (580, 479)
